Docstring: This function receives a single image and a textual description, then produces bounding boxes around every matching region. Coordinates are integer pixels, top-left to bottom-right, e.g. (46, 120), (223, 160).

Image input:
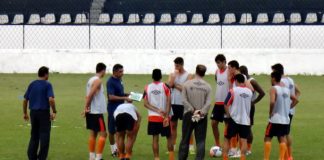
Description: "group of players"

(85, 54), (300, 160)
(22, 53), (300, 160)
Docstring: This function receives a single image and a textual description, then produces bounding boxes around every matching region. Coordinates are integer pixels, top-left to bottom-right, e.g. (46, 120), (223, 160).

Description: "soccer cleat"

(231, 150), (241, 158)
(228, 148), (237, 157)
(111, 150), (118, 157)
(246, 150), (252, 156)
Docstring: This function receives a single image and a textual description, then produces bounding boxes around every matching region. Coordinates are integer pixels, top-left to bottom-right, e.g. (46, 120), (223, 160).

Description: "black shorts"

(250, 105), (255, 126)
(86, 113), (106, 132)
(147, 122), (171, 137)
(225, 118), (250, 139)
(115, 113), (136, 132)
(287, 114), (293, 134)
(210, 104), (225, 122)
(171, 105), (184, 121)
(265, 123), (289, 138)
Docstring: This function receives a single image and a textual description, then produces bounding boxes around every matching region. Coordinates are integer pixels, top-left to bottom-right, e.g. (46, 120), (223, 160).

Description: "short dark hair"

(152, 69), (162, 81)
(174, 57), (184, 65)
(96, 63), (106, 73)
(113, 64), (123, 72)
(234, 74), (245, 83)
(271, 71), (282, 82)
(38, 66), (49, 77)
(271, 63), (284, 75)
(196, 64), (207, 77)
(215, 54), (226, 62)
(228, 60), (239, 69)
(239, 65), (248, 77)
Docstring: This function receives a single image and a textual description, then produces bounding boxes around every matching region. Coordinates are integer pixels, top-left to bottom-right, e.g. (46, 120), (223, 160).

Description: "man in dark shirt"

(106, 64), (132, 156)
(23, 66), (57, 160)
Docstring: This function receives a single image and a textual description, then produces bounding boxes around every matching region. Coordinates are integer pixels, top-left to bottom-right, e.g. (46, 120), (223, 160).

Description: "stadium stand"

(0, 0), (323, 24)
(0, 0), (91, 24)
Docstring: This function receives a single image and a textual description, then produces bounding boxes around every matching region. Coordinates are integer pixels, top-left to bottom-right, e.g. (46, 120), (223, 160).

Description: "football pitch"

(0, 73), (323, 160)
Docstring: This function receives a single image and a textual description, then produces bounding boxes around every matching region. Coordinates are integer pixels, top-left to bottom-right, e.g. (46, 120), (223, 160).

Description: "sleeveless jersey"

(171, 71), (189, 105)
(269, 85), (291, 124)
(86, 76), (107, 114)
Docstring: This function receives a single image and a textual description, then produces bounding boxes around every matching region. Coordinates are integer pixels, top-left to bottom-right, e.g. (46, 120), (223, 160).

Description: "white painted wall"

(0, 25), (324, 74)
(0, 49), (323, 75)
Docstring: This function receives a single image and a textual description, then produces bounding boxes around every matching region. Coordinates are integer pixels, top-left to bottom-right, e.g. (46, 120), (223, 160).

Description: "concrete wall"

(0, 25), (323, 74)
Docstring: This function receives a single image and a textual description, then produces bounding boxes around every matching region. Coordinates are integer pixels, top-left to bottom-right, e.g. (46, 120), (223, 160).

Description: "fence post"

(23, 24), (25, 49)
(154, 25), (156, 49)
(289, 25), (291, 48)
(220, 25), (223, 49)
(88, 12), (91, 50)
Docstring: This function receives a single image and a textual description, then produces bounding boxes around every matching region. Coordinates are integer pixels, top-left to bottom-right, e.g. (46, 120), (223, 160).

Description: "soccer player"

(114, 103), (141, 160)
(144, 69), (174, 160)
(228, 60), (241, 89)
(168, 57), (193, 152)
(228, 60), (254, 90)
(83, 63), (107, 160)
(227, 61), (254, 157)
(263, 71), (298, 160)
(239, 65), (265, 155)
(222, 74), (253, 160)
(23, 66), (57, 160)
(178, 65), (212, 160)
(271, 63), (301, 160)
(211, 54), (229, 148)
(107, 64), (132, 156)
(226, 60), (241, 157)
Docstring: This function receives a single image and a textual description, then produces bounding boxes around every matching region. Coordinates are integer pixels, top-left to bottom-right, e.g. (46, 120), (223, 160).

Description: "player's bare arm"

(295, 84), (301, 98)
(144, 99), (166, 116)
(49, 97), (57, 120)
(290, 95), (299, 108)
(84, 79), (101, 113)
(163, 94), (171, 127)
(23, 99), (29, 121)
(168, 73), (176, 88)
(108, 94), (132, 102)
(251, 80), (265, 104)
(269, 87), (276, 117)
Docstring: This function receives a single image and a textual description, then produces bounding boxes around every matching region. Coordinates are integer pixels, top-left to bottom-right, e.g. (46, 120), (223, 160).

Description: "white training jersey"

(226, 86), (253, 126)
(171, 71), (189, 105)
(86, 76), (107, 114)
(114, 103), (138, 120)
(145, 82), (172, 122)
(215, 68), (230, 104)
(281, 77), (296, 115)
(269, 85), (291, 124)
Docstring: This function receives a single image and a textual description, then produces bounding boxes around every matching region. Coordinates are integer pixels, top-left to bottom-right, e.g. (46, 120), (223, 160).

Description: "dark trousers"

(179, 112), (208, 160)
(28, 110), (51, 160)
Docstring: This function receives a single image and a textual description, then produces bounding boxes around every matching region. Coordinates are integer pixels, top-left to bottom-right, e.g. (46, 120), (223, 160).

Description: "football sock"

(89, 136), (96, 153)
(169, 151), (175, 160)
(96, 136), (106, 154)
(264, 142), (271, 160)
(279, 143), (287, 160)
(89, 152), (95, 160)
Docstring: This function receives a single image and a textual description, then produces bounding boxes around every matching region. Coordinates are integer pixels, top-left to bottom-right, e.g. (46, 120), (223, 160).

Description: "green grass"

(0, 74), (323, 160)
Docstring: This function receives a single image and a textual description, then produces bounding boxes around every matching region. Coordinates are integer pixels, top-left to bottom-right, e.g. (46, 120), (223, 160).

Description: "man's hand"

(82, 106), (90, 118)
(23, 113), (29, 121)
(50, 113), (56, 121)
(163, 118), (169, 127)
(158, 109), (166, 117)
(125, 97), (133, 103)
